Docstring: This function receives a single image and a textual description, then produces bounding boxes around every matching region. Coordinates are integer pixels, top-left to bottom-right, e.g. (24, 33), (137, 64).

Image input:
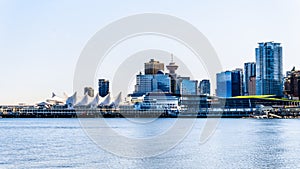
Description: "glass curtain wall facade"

(98, 79), (109, 97)
(256, 42), (283, 96)
(243, 62), (256, 95)
(134, 74), (171, 94)
(180, 79), (198, 95)
(217, 70), (242, 97)
(199, 79), (211, 95)
(216, 71), (232, 97)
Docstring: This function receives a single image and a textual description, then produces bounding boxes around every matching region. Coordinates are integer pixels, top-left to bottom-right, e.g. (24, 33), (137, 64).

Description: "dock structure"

(0, 105), (300, 118)
(1, 95), (300, 118)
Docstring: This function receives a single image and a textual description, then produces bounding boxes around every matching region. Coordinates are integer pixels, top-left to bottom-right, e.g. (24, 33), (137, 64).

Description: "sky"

(0, 0), (300, 104)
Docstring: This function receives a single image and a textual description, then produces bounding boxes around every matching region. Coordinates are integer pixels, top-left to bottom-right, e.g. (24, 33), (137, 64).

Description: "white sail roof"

(88, 93), (101, 107)
(66, 92), (77, 106)
(38, 91), (124, 108)
(75, 94), (93, 106)
(100, 93), (111, 106)
(110, 92), (122, 107)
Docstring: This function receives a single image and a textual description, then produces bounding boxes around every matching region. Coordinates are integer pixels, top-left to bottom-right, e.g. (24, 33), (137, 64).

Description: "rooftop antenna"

(171, 53), (174, 62)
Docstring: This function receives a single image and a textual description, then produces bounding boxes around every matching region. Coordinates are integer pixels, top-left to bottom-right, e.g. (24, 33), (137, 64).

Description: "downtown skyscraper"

(144, 59), (164, 75)
(256, 42), (283, 96)
(216, 69), (243, 98)
(199, 79), (211, 95)
(98, 79), (109, 97)
(243, 62), (256, 95)
(134, 59), (171, 95)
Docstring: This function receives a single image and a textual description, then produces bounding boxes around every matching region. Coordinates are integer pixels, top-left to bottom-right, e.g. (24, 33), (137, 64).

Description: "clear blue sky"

(0, 0), (299, 104)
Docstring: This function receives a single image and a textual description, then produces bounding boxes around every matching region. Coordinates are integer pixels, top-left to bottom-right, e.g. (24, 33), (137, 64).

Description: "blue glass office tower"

(98, 79), (109, 97)
(152, 74), (171, 92)
(232, 69), (243, 97)
(216, 71), (232, 97)
(180, 79), (198, 95)
(135, 74), (154, 94)
(216, 70), (242, 97)
(243, 62), (256, 95)
(199, 79), (211, 95)
(256, 42), (283, 96)
(134, 73), (171, 95)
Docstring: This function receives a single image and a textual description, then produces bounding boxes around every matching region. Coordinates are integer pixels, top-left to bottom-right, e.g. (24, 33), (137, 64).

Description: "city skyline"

(2, 2), (300, 168)
(0, 41), (298, 104)
(1, 0), (300, 104)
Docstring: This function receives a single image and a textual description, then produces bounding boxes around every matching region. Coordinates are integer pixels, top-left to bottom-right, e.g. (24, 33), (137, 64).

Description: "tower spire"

(167, 53), (178, 94)
(166, 54), (178, 75)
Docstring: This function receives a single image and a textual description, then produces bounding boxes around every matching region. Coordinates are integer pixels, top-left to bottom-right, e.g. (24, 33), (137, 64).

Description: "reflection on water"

(0, 118), (300, 168)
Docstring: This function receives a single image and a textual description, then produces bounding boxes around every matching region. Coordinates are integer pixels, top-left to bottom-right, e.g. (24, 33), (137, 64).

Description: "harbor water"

(1, 118), (300, 168)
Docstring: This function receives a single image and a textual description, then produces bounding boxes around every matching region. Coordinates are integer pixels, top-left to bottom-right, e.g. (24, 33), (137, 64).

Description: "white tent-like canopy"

(110, 92), (122, 108)
(75, 94), (93, 106)
(66, 92), (77, 107)
(88, 93), (102, 108)
(100, 93), (111, 106)
(37, 91), (123, 108)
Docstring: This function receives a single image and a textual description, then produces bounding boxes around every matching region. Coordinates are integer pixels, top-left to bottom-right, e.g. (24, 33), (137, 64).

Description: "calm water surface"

(1, 118), (300, 169)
